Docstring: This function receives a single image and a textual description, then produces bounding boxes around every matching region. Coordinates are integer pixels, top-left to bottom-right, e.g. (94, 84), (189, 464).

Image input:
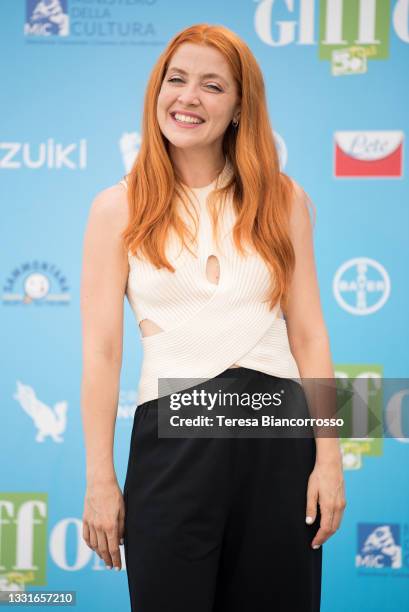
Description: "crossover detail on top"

(118, 159), (301, 405)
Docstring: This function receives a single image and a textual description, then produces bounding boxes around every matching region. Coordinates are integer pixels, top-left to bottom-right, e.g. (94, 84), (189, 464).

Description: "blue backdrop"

(1, 1), (408, 610)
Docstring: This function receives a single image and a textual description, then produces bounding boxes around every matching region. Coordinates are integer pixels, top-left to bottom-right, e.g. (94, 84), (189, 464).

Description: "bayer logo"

(333, 257), (390, 315)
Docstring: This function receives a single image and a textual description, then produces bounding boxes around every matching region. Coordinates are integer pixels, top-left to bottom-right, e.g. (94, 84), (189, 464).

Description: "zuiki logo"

(25, 0), (69, 37)
(0, 139), (87, 170)
(333, 257), (390, 315)
(356, 524), (407, 570)
(2, 261), (70, 306)
(0, 494), (48, 587)
(13, 382), (68, 443)
(254, 0), (408, 75)
(334, 131), (404, 178)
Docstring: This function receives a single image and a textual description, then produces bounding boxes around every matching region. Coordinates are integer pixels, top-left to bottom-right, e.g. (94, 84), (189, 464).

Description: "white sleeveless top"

(119, 159), (301, 405)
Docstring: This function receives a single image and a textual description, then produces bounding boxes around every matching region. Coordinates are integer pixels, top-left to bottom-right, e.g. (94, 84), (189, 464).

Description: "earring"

(232, 117), (239, 127)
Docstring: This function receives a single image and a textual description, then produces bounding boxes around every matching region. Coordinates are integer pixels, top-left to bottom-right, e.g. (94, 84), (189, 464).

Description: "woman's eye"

(167, 77), (221, 92)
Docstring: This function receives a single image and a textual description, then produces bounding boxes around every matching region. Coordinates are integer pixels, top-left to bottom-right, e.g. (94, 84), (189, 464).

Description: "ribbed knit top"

(119, 159), (301, 405)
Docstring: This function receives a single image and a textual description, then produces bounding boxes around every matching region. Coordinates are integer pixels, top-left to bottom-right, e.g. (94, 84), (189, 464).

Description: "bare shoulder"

(82, 183), (130, 279)
(89, 183), (129, 232)
(287, 177), (316, 232)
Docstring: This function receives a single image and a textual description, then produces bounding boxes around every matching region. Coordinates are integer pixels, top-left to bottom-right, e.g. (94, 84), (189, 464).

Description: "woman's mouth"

(169, 112), (205, 129)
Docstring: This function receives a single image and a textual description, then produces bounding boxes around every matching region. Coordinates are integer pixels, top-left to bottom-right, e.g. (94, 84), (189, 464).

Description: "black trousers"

(124, 367), (322, 611)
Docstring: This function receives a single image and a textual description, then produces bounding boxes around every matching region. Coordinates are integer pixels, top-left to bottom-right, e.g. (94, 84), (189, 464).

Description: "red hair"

(121, 23), (315, 312)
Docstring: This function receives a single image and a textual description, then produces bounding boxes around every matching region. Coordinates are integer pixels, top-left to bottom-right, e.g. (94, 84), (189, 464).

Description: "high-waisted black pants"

(123, 367), (322, 611)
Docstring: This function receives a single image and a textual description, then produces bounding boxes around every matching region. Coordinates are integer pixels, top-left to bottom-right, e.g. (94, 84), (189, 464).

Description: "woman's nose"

(177, 84), (200, 105)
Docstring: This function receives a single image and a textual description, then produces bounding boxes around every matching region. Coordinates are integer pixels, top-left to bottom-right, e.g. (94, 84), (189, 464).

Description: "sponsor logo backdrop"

(1, 0), (408, 610)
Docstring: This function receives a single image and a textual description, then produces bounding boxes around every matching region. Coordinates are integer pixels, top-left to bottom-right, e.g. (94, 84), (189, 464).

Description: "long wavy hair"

(121, 23), (315, 313)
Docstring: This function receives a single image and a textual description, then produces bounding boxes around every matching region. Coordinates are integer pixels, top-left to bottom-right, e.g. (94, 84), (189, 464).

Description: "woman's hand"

(306, 458), (347, 549)
(82, 479), (125, 570)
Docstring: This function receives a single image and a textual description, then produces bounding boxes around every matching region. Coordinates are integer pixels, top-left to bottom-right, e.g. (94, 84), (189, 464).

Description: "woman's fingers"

(311, 504), (335, 547)
(306, 460), (347, 549)
(331, 494), (347, 533)
(96, 526), (113, 568)
(105, 499), (126, 569)
(118, 500), (125, 546)
(84, 519), (122, 570)
(89, 524), (98, 551)
(82, 520), (91, 547)
(311, 496), (347, 548)
(305, 478), (318, 524)
(82, 485), (126, 570)
(106, 522), (122, 570)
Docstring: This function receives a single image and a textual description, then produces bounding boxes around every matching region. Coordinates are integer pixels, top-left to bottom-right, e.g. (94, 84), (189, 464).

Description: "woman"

(81, 23), (346, 612)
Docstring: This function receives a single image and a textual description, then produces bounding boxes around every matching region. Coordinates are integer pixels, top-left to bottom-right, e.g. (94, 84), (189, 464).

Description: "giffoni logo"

(254, 0), (407, 60)
(0, 494), (47, 587)
(335, 365), (384, 470)
(318, 0), (391, 60)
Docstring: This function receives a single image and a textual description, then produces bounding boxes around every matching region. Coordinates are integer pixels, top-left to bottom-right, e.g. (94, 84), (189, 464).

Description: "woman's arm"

(283, 179), (347, 548)
(80, 183), (130, 570)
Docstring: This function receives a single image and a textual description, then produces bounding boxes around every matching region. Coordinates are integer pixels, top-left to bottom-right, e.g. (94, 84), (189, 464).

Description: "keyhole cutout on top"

(139, 318), (164, 338)
(139, 254), (220, 339)
(138, 252), (284, 338)
(205, 254), (220, 285)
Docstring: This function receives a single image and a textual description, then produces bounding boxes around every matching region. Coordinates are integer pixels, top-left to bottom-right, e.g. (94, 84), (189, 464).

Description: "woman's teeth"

(173, 113), (204, 124)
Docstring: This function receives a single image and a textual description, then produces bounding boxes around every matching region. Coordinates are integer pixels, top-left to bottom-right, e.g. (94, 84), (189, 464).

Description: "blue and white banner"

(1, 1), (408, 610)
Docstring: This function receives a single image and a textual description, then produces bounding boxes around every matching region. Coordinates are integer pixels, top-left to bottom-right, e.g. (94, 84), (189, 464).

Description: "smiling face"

(157, 42), (241, 154)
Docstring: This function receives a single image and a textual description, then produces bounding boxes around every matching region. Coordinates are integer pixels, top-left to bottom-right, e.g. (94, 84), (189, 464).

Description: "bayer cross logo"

(333, 257), (390, 315)
(24, 0), (69, 37)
